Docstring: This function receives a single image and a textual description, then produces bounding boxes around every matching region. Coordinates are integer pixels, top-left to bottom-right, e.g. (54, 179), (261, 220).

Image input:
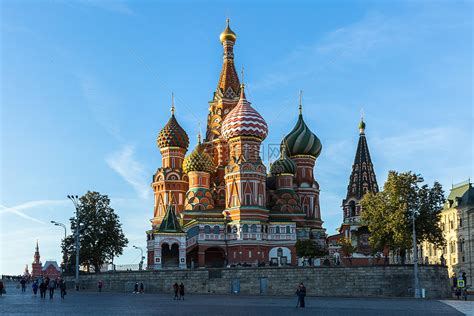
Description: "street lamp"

(51, 220), (67, 272)
(67, 195), (80, 291)
(412, 209), (421, 298)
(133, 246), (145, 271)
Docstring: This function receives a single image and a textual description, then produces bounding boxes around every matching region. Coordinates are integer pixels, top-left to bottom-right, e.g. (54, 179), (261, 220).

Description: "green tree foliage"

(295, 239), (328, 258)
(360, 171), (445, 253)
(63, 191), (128, 273)
(338, 237), (356, 257)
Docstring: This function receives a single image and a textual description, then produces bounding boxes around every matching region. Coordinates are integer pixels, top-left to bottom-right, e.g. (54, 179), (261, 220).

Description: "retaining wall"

(66, 265), (451, 299)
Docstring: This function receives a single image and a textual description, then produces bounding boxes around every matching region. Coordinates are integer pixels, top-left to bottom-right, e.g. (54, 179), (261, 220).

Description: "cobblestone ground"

(0, 282), (470, 316)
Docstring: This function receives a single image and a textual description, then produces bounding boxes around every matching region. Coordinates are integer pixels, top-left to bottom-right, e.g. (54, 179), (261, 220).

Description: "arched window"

(204, 225), (211, 234)
(213, 225), (220, 235)
(277, 248), (283, 257)
(286, 226), (291, 234)
(242, 224), (249, 233)
(250, 224), (257, 233)
(276, 226), (280, 234)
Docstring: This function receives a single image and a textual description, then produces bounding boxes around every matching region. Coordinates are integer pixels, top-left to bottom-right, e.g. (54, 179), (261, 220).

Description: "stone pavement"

(0, 282), (469, 316)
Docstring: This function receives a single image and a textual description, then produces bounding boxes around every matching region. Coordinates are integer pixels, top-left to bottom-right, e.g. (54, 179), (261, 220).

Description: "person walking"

(32, 280), (38, 296)
(179, 283), (185, 300)
(0, 280), (5, 296)
(48, 278), (57, 299)
(98, 280), (103, 292)
(39, 280), (46, 299)
(139, 282), (144, 294)
(173, 283), (179, 300)
(133, 282), (139, 294)
(59, 279), (67, 299)
(20, 278), (26, 293)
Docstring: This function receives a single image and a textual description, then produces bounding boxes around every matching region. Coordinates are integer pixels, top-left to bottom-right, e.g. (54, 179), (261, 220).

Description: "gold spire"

(170, 93), (175, 115)
(239, 67), (246, 99)
(220, 18), (237, 43)
(197, 123), (202, 144)
(298, 90), (303, 115)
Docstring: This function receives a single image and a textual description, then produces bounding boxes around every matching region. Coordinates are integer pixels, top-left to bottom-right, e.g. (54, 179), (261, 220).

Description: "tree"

(338, 237), (356, 257)
(295, 240), (328, 258)
(360, 171), (445, 255)
(63, 191), (128, 273)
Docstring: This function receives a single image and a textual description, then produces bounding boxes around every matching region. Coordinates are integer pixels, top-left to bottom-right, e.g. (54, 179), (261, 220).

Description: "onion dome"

(220, 18), (237, 43)
(183, 134), (215, 173)
(282, 95), (322, 158)
(221, 85), (268, 141)
(270, 146), (296, 175)
(157, 95), (190, 150)
(359, 118), (366, 134)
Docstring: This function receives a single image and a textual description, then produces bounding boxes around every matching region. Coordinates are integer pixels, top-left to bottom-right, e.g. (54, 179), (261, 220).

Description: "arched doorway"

(205, 247), (225, 268)
(162, 243), (179, 268)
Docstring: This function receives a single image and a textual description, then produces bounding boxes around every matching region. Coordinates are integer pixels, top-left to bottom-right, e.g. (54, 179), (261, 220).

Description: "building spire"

(298, 90), (303, 115)
(359, 109), (366, 134)
(170, 93), (175, 115)
(197, 123), (202, 144)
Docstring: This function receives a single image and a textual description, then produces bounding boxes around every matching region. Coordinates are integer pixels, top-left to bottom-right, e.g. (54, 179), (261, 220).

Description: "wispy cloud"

(106, 145), (150, 199)
(0, 200), (67, 224)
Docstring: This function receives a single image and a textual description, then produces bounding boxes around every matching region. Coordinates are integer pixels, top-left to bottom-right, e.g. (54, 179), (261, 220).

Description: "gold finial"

(220, 18), (237, 43)
(171, 93), (175, 115)
(298, 90), (303, 115)
(241, 66), (245, 87)
(226, 18), (230, 27)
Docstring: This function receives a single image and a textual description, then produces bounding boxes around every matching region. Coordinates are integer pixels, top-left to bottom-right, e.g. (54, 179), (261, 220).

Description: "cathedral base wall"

(66, 265), (450, 298)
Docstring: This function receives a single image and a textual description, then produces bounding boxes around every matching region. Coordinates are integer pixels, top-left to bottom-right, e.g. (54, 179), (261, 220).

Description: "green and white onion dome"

(270, 147), (297, 175)
(282, 113), (322, 158)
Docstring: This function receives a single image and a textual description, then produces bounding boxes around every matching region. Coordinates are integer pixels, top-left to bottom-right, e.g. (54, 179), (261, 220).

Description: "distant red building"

(30, 241), (61, 279)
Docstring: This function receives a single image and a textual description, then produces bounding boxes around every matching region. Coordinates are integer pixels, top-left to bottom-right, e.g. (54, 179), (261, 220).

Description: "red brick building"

(30, 241), (61, 279)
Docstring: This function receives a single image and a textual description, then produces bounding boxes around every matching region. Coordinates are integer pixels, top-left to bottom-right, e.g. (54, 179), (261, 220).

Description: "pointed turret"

(345, 118), (378, 201)
(158, 205), (183, 233)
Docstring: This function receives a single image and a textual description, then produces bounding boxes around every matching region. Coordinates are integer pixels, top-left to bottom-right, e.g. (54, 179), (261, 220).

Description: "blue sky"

(1, 0), (472, 275)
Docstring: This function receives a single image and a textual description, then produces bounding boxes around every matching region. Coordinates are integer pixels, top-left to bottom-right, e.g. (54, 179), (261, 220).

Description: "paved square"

(0, 282), (470, 316)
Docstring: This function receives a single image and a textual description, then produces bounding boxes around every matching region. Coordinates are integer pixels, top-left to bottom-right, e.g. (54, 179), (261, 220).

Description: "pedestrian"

(59, 279), (67, 299)
(32, 280), (38, 295)
(48, 278), (57, 299)
(134, 282), (139, 294)
(0, 280), (5, 296)
(179, 282), (185, 300)
(20, 278), (26, 292)
(140, 282), (144, 294)
(462, 272), (467, 285)
(98, 280), (103, 292)
(440, 254), (445, 266)
(39, 280), (46, 299)
(295, 283), (306, 308)
(173, 282), (179, 300)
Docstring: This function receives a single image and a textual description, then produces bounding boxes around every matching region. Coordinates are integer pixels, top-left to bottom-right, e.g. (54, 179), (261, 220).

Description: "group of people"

(133, 282), (145, 294)
(173, 282), (185, 300)
(32, 277), (67, 299)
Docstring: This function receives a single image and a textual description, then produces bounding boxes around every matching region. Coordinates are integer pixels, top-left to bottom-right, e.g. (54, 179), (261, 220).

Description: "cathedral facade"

(146, 20), (325, 269)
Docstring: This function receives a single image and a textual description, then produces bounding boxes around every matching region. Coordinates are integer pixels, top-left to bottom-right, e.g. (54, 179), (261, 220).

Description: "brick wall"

(66, 265), (450, 299)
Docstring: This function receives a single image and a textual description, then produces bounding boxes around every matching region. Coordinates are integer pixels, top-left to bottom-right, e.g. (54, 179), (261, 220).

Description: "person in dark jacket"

(59, 279), (67, 299)
(134, 282), (139, 294)
(139, 282), (144, 294)
(179, 283), (185, 300)
(295, 283), (306, 308)
(20, 278), (26, 292)
(173, 283), (179, 300)
(0, 280), (5, 296)
(39, 280), (47, 299)
(32, 280), (38, 295)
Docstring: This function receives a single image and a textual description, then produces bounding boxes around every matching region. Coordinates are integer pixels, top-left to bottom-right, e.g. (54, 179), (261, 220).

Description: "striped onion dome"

(282, 110), (322, 158)
(183, 136), (215, 173)
(157, 112), (189, 150)
(221, 86), (268, 141)
(270, 147), (296, 175)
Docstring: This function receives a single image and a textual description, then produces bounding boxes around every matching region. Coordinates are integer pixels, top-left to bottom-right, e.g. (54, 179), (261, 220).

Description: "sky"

(0, 0), (472, 275)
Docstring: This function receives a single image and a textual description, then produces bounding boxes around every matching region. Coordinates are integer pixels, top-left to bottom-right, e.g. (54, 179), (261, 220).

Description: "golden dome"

(219, 18), (236, 43)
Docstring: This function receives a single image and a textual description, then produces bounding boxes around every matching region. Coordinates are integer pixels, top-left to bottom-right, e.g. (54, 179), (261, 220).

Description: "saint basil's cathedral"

(146, 20), (373, 269)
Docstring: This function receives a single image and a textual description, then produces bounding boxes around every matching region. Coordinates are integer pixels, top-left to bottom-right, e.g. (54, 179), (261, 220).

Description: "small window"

(276, 226), (280, 234)
(286, 226), (291, 234)
(250, 224), (257, 233)
(213, 225), (220, 234)
(204, 225), (211, 234)
(242, 224), (249, 233)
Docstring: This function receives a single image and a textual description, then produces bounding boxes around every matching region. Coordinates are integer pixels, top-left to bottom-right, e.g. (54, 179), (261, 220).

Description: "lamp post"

(412, 208), (421, 298)
(133, 246), (145, 271)
(67, 195), (80, 291)
(51, 221), (67, 273)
